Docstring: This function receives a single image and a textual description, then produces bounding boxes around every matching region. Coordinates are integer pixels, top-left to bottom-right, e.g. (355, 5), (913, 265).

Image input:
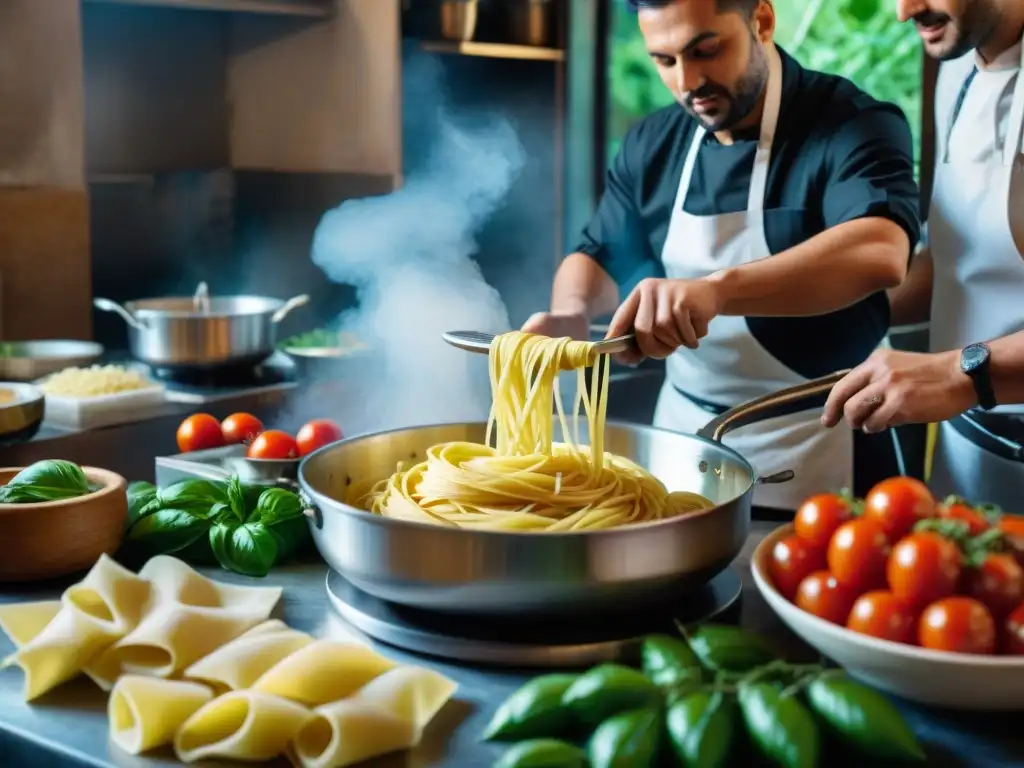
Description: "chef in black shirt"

(523, 0), (921, 513)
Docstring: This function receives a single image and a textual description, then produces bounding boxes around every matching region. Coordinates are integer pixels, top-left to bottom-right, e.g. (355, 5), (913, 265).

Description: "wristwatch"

(960, 342), (997, 411)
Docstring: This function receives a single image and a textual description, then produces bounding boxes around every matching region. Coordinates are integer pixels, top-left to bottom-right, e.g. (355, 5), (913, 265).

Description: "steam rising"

(309, 55), (525, 435)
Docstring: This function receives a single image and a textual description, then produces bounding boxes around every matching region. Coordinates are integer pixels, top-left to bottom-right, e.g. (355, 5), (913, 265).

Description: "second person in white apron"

(524, 0), (922, 514)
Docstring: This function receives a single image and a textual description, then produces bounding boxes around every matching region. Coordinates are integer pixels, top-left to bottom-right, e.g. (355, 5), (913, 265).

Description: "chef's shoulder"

(612, 103), (697, 189)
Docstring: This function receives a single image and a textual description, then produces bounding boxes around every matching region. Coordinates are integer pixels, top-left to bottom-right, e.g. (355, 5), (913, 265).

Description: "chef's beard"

(684, 38), (769, 133)
(915, 0), (1000, 61)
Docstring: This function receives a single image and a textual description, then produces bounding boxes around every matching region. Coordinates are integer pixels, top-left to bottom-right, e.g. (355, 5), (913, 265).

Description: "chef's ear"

(753, 0), (775, 42)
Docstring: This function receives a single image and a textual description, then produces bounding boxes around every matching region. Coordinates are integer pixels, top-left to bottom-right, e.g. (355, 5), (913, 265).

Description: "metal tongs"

(442, 330), (636, 356)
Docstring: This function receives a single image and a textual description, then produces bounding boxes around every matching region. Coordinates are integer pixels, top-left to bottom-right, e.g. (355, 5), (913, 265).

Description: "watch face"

(962, 343), (989, 372)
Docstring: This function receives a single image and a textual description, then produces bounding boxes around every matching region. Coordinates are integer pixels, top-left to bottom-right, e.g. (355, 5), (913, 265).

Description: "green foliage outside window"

(607, 0), (923, 171)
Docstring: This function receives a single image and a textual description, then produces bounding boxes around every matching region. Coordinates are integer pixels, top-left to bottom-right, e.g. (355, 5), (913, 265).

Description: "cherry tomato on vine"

(176, 413), (225, 453)
(828, 518), (890, 593)
(296, 418), (344, 456)
(997, 516), (1024, 570)
(221, 412), (264, 445)
(963, 554), (1024, 620)
(795, 571), (858, 626)
(918, 597), (996, 654)
(887, 532), (961, 607)
(863, 476), (936, 542)
(1003, 602), (1024, 655)
(937, 499), (989, 536)
(247, 429), (299, 460)
(794, 493), (854, 548)
(846, 590), (917, 644)
(769, 535), (827, 601)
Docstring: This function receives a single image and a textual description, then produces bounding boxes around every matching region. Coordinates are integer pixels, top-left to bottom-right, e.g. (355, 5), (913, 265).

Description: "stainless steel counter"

(2, 522), (1023, 768)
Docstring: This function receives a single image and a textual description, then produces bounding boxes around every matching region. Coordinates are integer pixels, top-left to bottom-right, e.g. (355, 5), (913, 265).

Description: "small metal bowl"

(0, 340), (103, 381)
(0, 383), (45, 443)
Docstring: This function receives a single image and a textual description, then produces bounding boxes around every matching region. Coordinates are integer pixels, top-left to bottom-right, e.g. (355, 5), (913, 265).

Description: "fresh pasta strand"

(108, 675), (213, 755)
(351, 331), (715, 531)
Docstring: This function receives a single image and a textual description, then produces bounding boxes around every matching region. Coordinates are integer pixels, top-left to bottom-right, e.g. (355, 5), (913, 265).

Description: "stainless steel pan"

(298, 371), (848, 616)
(94, 292), (309, 371)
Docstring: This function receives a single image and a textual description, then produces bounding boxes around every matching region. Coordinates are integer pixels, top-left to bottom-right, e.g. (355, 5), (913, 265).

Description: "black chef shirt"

(577, 46), (921, 381)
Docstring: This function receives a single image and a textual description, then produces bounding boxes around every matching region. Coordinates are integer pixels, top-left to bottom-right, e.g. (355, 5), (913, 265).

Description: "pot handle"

(94, 297), (146, 330)
(696, 369), (852, 443)
(272, 294), (311, 324)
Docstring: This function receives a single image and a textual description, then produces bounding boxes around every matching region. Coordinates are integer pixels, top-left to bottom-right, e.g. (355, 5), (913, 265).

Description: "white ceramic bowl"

(751, 523), (1024, 711)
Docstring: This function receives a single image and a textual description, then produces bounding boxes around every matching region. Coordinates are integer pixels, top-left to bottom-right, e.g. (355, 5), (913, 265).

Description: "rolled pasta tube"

(293, 666), (457, 768)
(138, 556), (282, 615)
(108, 675), (213, 755)
(173, 690), (312, 764)
(183, 625), (312, 693)
(252, 639), (397, 707)
(62, 554), (153, 633)
(88, 602), (268, 689)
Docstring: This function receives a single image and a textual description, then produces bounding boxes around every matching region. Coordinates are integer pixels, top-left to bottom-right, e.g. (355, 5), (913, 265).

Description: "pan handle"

(94, 297), (147, 330)
(272, 294), (311, 324)
(696, 369), (852, 443)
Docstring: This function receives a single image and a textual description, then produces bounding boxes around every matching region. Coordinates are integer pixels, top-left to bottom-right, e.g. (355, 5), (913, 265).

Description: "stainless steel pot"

(94, 294), (309, 371)
(298, 371), (847, 617)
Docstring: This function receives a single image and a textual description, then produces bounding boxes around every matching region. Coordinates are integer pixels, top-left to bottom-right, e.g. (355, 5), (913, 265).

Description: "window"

(607, 0), (923, 170)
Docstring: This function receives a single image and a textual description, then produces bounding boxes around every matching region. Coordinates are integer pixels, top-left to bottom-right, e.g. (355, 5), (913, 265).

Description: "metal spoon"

(442, 330), (636, 356)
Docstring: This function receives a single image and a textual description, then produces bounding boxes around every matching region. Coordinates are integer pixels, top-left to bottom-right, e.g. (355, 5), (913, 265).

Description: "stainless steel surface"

(300, 419), (755, 615)
(0, 529), (1019, 768)
(156, 446), (299, 487)
(0, 341), (104, 381)
(0, 383), (44, 442)
(325, 568), (742, 667)
(94, 293), (310, 369)
(442, 330), (636, 358)
(440, 0), (478, 41)
(696, 370), (851, 442)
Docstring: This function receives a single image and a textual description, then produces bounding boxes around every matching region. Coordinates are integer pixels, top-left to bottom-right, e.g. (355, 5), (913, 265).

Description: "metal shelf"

(83, 0), (333, 17)
(420, 41), (565, 62)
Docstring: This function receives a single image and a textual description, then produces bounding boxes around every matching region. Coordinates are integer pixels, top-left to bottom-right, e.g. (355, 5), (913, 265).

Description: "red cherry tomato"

(918, 596), (996, 654)
(794, 493), (854, 548)
(863, 476), (936, 542)
(296, 418), (344, 457)
(795, 570), (858, 626)
(221, 412), (264, 445)
(997, 516), (1024, 570)
(176, 413), (225, 453)
(846, 590), (917, 644)
(963, 554), (1024, 620)
(827, 519), (890, 593)
(886, 532), (961, 608)
(246, 429), (298, 460)
(769, 535), (827, 601)
(1003, 602), (1024, 655)
(937, 500), (990, 536)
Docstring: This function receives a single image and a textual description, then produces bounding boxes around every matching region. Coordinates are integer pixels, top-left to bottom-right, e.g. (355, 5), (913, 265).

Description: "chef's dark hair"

(625, 0), (759, 15)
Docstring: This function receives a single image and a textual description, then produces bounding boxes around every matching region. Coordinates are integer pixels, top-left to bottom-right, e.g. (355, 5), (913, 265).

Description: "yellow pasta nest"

(352, 330), (714, 531)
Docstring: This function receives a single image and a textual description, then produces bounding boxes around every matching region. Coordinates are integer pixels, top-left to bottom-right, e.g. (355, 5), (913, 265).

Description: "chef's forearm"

(550, 253), (621, 320)
(988, 331), (1024, 405)
(887, 246), (933, 326)
(706, 218), (909, 317)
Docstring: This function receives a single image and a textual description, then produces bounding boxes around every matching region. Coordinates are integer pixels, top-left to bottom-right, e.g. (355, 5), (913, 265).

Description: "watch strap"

(963, 344), (997, 411)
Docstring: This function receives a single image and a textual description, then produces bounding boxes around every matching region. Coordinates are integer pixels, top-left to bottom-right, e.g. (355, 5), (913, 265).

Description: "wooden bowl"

(0, 466), (128, 582)
(752, 523), (1024, 711)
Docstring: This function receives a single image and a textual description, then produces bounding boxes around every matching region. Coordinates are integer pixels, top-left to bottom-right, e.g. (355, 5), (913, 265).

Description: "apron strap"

(1002, 41), (1024, 167)
(943, 66), (978, 163)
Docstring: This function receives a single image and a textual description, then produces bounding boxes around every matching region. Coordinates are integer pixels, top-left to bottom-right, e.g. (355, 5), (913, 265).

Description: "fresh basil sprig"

(0, 460), (92, 504)
(120, 477), (311, 577)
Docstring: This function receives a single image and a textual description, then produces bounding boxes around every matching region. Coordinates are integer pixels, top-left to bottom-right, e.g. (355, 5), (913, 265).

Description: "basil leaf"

(156, 479), (227, 513)
(126, 482), (158, 525)
(267, 515), (310, 561)
(176, 531), (219, 566)
(251, 488), (304, 525)
(241, 483), (265, 514)
(227, 476), (247, 522)
(0, 460), (90, 503)
(210, 520), (278, 577)
(124, 508), (210, 559)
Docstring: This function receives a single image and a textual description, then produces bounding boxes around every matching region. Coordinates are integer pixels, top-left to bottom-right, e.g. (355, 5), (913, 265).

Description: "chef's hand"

(521, 310), (590, 342)
(821, 348), (977, 433)
(605, 278), (726, 365)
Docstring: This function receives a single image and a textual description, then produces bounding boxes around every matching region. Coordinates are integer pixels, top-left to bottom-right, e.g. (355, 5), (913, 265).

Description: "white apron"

(652, 44), (853, 511)
(928, 41), (1024, 511)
